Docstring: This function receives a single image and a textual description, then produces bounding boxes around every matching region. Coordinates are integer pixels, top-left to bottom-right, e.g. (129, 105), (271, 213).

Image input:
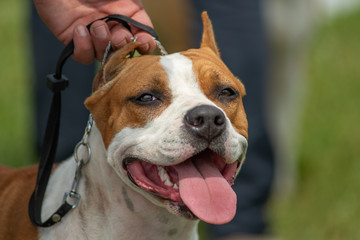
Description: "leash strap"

(28, 14), (160, 227)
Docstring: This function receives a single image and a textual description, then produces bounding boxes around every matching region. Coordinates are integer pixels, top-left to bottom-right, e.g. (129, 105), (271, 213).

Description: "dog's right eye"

(137, 94), (157, 103)
(130, 92), (162, 106)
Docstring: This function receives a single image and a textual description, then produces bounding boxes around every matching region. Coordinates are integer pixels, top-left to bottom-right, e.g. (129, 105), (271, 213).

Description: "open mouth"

(124, 148), (240, 225)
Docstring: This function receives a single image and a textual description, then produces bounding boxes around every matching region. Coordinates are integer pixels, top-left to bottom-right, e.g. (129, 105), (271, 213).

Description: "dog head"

(85, 12), (248, 225)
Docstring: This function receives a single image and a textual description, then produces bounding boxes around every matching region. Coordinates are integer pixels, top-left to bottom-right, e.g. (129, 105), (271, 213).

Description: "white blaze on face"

(160, 53), (216, 111)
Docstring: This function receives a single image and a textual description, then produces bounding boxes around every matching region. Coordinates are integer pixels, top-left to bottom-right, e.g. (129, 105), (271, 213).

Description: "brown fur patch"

(0, 165), (38, 240)
(85, 53), (172, 148)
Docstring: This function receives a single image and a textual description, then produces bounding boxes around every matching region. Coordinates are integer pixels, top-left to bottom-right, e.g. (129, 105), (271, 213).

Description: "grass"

(0, 0), (35, 167)
(270, 9), (360, 239)
(1, 0), (360, 239)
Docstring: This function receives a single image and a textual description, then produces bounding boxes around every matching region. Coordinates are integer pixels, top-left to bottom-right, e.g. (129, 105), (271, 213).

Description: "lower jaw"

(164, 199), (198, 220)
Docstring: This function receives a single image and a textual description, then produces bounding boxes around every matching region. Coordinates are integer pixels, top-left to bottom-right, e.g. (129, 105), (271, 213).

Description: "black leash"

(28, 14), (160, 227)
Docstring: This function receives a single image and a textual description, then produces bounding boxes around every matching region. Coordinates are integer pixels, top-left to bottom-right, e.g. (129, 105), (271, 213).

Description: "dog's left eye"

(218, 87), (238, 101)
(220, 88), (235, 97)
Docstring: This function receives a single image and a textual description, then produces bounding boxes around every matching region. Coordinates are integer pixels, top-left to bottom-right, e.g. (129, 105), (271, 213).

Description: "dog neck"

(39, 124), (198, 240)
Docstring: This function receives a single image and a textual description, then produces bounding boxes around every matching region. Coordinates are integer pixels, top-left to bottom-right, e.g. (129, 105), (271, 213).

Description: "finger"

(134, 32), (157, 54)
(129, 11), (157, 55)
(72, 24), (95, 64)
(89, 20), (111, 61)
(110, 24), (133, 49)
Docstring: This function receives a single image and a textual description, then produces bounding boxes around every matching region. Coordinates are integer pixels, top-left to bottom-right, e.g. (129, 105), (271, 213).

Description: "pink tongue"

(173, 153), (237, 225)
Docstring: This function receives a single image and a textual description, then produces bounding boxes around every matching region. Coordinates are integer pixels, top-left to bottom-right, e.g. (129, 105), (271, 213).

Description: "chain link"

(101, 41), (112, 66)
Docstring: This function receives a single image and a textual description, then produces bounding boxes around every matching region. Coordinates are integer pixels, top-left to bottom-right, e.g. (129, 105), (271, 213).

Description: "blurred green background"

(0, 0), (35, 167)
(269, 7), (360, 239)
(0, 0), (359, 239)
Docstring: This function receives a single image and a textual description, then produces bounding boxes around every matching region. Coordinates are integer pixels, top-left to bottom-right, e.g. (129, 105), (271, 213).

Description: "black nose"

(184, 105), (226, 142)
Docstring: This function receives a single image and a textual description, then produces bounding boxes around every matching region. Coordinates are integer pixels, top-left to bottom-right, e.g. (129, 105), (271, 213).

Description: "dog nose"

(184, 105), (226, 142)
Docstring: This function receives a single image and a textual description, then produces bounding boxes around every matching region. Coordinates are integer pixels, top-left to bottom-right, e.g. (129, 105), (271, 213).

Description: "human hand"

(34, 0), (156, 64)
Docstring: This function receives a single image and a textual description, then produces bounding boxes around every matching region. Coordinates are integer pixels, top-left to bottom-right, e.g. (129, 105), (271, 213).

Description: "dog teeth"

(157, 166), (173, 187)
(164, 178), (173, 187)
(173, 184), (178, 190)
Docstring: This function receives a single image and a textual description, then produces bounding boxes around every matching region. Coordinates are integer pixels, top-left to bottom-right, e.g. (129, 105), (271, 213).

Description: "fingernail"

(76, 25), (88, 37)
(94, 25), (107, 39)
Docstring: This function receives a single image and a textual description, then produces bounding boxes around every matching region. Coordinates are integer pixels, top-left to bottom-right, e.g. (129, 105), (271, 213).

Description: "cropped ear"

(200, 11), (220, 56)
(92, 41), (141, 92)
(85, 41), (141, 114)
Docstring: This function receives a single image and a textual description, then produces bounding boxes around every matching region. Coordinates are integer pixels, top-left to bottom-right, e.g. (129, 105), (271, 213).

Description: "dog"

(0, 12), (248, 240)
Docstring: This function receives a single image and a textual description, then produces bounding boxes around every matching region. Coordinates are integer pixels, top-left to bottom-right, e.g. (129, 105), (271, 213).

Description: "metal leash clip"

(62, 114), (93, 209)
(62, 164), (82, 209)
